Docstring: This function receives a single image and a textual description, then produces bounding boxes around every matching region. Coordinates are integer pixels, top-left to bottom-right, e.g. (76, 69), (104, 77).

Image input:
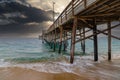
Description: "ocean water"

(0, 38), (120, 73)
(0, 38), (61, 63)
(74, 37), (120, 54)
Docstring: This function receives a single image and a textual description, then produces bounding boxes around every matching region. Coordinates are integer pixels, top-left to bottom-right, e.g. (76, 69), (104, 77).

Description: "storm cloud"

(0, 0), (59, 38)
(0, 0), (119, 38)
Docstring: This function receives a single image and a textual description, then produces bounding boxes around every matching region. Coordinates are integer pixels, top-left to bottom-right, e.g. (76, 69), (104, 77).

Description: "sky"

(0, 0), (71, 38)
(0, 0), (119, 38)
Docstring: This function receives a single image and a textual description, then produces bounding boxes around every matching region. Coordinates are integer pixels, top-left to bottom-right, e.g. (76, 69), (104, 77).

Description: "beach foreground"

(0, 67), (83, 80)
(0, 59), (120, 80)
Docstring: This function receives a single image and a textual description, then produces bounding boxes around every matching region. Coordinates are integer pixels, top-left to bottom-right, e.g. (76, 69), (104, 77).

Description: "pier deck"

(42, 0), (120, 63)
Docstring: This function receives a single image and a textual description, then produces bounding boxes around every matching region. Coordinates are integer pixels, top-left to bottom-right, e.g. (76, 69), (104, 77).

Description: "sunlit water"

(0, 38), (120, 75)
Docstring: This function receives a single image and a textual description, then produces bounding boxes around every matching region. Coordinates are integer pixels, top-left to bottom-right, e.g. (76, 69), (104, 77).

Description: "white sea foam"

(0, 54), (120, 74)
(0, 59), (10, 67)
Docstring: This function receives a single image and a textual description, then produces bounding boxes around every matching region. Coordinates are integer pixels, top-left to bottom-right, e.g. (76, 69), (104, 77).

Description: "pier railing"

(47, 0), (98, 33)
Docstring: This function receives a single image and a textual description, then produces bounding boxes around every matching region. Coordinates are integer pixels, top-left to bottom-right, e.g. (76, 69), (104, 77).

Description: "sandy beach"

(0, 67), (83, 80)
(0, 59), (120, 80)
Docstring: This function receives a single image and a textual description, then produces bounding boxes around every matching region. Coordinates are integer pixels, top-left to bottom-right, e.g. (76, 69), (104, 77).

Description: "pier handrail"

(47, 0), (98, 33)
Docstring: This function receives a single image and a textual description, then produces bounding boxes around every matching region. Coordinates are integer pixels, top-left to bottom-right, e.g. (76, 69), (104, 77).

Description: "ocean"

(0, 38), (120, 80)
(0, 38), (61, 64)
(0, 38), (119, 63)
(0, 38), (120, 65)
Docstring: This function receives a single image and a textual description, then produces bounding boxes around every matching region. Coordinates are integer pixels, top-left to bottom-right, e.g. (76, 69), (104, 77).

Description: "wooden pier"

(42, 0), (120, 64)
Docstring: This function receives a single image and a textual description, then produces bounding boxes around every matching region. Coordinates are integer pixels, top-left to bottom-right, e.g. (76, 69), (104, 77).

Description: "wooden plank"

(89, 0), (120, 14)
(79, 13), (115, 18)
(80, 0), (110, 15)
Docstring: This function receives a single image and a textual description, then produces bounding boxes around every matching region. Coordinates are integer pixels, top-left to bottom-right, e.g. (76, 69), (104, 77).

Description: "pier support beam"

(93, 19), (98, 61)
(79, 27), (86, 54)
(42, 33), (44, 43)
(63, 31), (67, 51)
(82, 27), (86, 54)
(70, 17), (77, 64)
(108, 21), (111, 61)
(53, 31), (56, 51)
(50, 32), (53, 49)
(58, 27), (63, 54)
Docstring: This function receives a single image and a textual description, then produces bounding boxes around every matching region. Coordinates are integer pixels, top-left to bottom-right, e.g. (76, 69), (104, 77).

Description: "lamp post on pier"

(53, 2), (56, 51)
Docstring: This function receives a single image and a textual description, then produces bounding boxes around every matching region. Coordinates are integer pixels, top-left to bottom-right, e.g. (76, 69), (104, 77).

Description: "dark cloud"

(0, 0), (56, 38)
(1, 0), (119, 38)
(0, 1), (52, 23)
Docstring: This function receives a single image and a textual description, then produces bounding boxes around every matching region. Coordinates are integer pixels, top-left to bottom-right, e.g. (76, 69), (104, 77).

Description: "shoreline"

(0, 59), (120, 80)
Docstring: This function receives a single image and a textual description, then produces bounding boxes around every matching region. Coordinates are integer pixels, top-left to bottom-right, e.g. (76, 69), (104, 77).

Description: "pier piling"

(93, 19), (98, 61)
(70, 17), (77, 64)
(108, 21), (111, 61)
(58, 27), (63, 54)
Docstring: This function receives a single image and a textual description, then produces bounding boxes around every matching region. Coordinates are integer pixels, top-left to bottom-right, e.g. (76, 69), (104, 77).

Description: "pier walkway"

(42, 0), (120, 63)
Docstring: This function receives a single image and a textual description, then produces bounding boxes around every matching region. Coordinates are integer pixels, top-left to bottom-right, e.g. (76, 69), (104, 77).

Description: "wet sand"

(0, 60), (120, 80)
(0, 67), (85, 80)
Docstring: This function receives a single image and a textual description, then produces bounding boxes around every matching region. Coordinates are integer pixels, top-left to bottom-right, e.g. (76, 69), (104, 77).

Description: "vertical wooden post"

(46, 34), (48, 44)
(51, 33), (53, 46)
(58, 27), (63, 54)
(66, 31), (68, 50)
(82, 27), (86, 54)
(70, 32), (72, 50)
(48, 34), (50, 46)
(108, 21), (111, 61)
(63, 31), (67, 51)
(42, 31), (44, 43)
(79, 27), (86, 54)
(50, 32), (52, 49)
(93, 19), (98, 61)
(79, 28), (83, 53)
(42, 36), (44, 43)
(53, 30), (56, 51)
(70, 17), (77, 64)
